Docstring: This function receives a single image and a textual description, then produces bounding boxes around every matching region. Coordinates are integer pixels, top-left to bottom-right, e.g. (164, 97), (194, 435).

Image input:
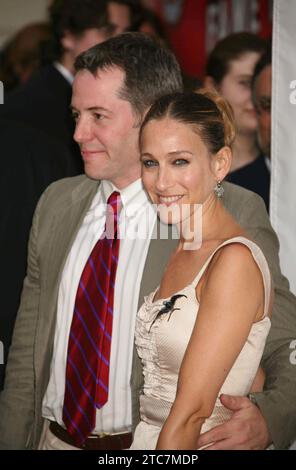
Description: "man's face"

(70, 28), (111, 58)
(61, 27), (112, 73)
(108, 1), (131, 35)
(72, 67), (142, 188)
(253, 65), (272, 157)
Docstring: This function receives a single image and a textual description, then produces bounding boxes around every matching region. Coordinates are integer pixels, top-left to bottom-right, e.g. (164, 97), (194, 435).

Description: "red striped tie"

(63, 191), (121, 447)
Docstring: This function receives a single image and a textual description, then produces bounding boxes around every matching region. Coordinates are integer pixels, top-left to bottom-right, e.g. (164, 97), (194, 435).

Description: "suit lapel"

(34, 178), (99, 379)
(46, 180), (98, 294)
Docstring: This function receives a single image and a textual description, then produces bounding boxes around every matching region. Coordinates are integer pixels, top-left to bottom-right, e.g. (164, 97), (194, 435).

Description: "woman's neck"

(177, 194), (227, 250)
(231, 132), (259, 172)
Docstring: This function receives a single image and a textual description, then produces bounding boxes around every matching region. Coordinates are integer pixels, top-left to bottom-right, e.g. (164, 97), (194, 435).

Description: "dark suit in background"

(227, 153), (270, 212)
(0, 118), (73, 389)
(0, 64), (83, 176)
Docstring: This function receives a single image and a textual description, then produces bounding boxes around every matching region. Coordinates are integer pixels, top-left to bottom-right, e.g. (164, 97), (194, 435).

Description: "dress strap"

(191, 237), (271, 319)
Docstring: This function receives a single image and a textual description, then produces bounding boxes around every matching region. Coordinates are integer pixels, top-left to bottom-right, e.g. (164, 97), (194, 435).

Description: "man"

(106, 0), (160, 39)
(252, 43), (272, 159)
(107, 0), (134, 35)
(0, 33), (295, 450)
(0, 0), (113, 176)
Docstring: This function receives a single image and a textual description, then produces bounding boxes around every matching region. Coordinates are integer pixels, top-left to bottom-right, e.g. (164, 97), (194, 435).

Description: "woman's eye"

(174, 159), (189, 166)
(142, 160), (157, 168)
(239, 80), (251, 89)
(72, 113), (79, 121)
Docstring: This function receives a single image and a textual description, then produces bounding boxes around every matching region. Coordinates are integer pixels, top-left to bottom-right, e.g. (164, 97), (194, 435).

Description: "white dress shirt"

(53, 62), (74, 85)
(42, 178), (156, 433)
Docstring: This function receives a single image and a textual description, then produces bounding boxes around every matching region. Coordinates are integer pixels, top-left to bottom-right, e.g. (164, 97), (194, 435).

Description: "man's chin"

(84, 166), (103, 181)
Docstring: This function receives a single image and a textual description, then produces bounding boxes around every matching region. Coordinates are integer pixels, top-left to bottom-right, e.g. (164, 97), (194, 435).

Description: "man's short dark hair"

(252, 40), (272, 87)
(44, 0), (111, 62)
(74, 32), (183, 118)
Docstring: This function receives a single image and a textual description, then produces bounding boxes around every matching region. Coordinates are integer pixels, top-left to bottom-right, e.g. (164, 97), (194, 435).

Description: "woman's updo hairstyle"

(140, 89), (235, 154)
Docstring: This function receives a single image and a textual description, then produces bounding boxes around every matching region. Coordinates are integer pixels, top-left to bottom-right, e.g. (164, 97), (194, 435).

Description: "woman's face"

(218, 52), (261, 135)
(140, 117), (217, 225)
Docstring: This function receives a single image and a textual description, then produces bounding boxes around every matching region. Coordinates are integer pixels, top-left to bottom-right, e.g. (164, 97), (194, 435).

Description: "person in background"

(130, 4), (167, 45)
(252, 42), (272, 160)
(107, 0), (168, 45)
(0, 0), (113, 176)
(107, 0), (134, 35)
(0, 22), (51, 93)
(0, 119), (73, 390)
(204, 32), (270, 210)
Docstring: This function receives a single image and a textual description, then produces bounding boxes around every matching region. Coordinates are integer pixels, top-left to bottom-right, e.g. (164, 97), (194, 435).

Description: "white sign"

(271, 1), (296, 295)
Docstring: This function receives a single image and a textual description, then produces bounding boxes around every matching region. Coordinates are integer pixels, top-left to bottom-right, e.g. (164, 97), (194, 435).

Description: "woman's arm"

(156, 243), (267, 450)
(224, 185), (296, 449)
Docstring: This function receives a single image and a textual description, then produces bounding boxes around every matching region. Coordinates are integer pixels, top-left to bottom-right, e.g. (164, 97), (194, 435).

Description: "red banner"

(153, 0), (272, 78)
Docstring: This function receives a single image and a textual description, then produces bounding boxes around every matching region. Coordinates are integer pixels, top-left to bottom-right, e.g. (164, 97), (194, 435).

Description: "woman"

(204, 33), (270, 210)
(130, 90), (272, 450)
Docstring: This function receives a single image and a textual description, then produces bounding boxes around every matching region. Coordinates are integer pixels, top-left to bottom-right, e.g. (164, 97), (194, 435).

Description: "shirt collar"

(53, 62), (74, 85)
(264, 155), (271, 172)
(101, 179), (151, 218)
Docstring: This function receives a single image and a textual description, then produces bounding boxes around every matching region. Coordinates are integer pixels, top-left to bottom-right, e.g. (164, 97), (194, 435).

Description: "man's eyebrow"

(87, 106), (111, 113)
(69, 105), (111, 113)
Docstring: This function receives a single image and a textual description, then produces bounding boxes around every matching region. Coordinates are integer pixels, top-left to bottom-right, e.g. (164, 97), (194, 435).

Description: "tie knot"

(107, 191), (121, 218)
(105, 192), (121, 239)
(107, 191), (120, 205)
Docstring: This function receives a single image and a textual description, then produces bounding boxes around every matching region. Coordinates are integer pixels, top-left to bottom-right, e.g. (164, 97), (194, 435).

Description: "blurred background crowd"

(0, 0), (273, 195)
(0, 0), (272, 91)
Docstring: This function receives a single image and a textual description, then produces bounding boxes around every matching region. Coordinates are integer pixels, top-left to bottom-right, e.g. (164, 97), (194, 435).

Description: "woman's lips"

(157, 195), (184, 206)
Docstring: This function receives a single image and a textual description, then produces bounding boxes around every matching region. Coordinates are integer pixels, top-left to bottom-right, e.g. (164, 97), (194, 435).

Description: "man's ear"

(212, 146), (232, 181)
(204, 75), (218, 91)
(60, 30), (76, 52)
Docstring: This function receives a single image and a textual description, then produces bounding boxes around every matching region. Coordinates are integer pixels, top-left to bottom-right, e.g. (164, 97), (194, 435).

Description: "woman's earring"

(214, 180), (224, 198)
